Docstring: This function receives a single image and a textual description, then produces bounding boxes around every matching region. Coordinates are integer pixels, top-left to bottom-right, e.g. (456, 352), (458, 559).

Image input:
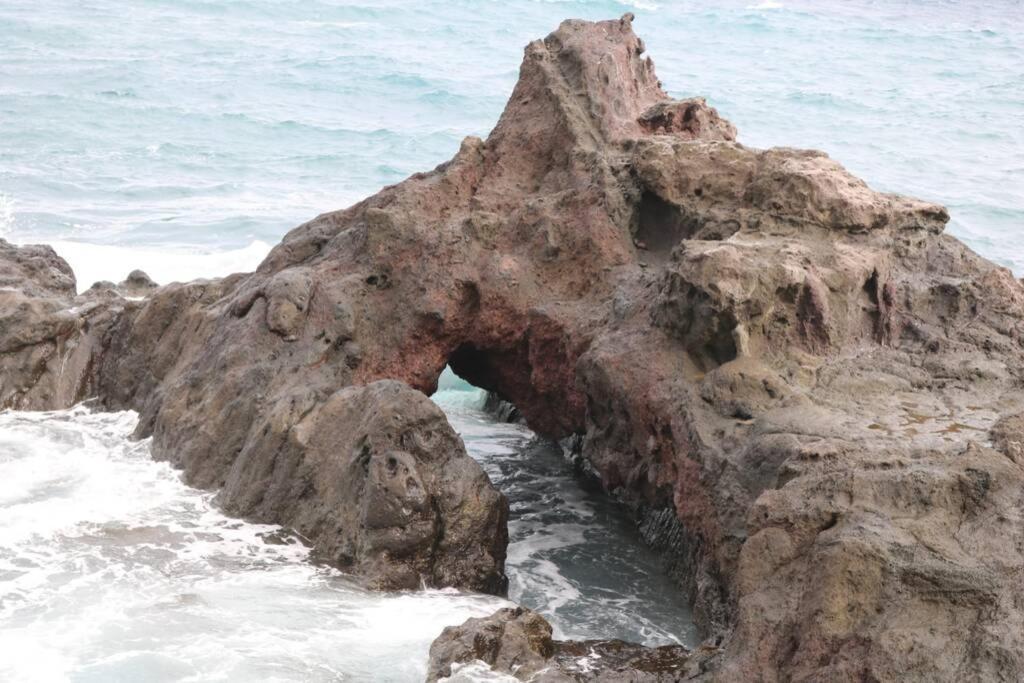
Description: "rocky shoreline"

(2, 14), (1023, 681)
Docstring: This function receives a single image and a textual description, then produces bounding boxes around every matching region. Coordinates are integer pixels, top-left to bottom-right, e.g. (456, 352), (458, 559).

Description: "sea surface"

(0, 0), (1021, 281)
(0, 373), (695, 682)
(0, 1), (1021, 681)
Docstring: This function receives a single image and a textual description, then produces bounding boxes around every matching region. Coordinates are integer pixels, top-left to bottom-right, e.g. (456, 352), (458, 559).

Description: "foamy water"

(434, 371), (697, 648)
(0, 375), (694, 681)
(48, 240), (272, 294)
(0, 406), (512, 682)
(0, 0), (1020, 282)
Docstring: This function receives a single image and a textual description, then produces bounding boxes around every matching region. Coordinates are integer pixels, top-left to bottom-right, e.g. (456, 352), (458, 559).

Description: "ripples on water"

(434, 369), (697, 648)
(0, 372), (694, 681)
(0, 1), (1019, 679)
(0, 0), (1020, 278)
(0, 406), (509, 682)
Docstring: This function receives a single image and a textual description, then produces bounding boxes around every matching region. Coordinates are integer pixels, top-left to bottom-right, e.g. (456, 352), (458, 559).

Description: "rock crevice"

(2, 14), (1023, 682)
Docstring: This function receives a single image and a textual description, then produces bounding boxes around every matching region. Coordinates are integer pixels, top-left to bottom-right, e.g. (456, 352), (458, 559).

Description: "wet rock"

(217, 380), (508, 592)
(2, 14), (1024, 680)
(427, 607), (703, 682)
(119, 269), (158, 297)
(428, 607), (557, 682)
(483, 391), (524, 424)
(85, 270), (158, 300)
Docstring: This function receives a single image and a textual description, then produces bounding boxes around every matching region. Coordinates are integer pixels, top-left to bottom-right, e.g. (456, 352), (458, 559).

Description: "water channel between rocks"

(0, 369), (695, 682)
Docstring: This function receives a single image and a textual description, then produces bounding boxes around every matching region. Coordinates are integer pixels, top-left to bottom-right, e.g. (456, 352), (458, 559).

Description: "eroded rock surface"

(218, 379), (508, 592)
(427, 607), (701, 682)
(2, 13), (1023, 681)
(0, 246), (508, 593)
(0, 238), (124, 410)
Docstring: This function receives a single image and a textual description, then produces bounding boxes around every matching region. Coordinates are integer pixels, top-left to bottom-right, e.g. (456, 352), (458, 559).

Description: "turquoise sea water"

(0, 375), (694, 682)
(1, 0), (1021, 281)
(0, 3), (1021, 680)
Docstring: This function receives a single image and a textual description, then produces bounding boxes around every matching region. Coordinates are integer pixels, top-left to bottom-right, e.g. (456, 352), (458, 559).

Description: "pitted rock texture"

(2, 14), (1023, 681)
(427, 607), (703, 682)
(0, 238), (123, 410)
(217, 379), (508, 593)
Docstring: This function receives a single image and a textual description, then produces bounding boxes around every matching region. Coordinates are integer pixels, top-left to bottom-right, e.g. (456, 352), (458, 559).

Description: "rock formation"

(0, 239), (120, 410)
(0, 240), (508, 593)
(427, 607), (699, 682)
(218, 379), (508, 592)
(2, 13), (1023, 682)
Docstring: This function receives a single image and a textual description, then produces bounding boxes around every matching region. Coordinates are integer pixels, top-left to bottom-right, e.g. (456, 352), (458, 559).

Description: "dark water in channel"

(0, 373), (695, 681)
(433, 368), (698, 648)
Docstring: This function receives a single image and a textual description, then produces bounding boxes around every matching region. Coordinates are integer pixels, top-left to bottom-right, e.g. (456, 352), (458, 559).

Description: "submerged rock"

(483, 391), (524, 424)
(2, 13), (1024, 681)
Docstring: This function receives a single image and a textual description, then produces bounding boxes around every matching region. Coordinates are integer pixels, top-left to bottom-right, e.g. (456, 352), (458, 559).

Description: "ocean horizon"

(1, 3), (1022, 681)
(1, 0), (1020, 285)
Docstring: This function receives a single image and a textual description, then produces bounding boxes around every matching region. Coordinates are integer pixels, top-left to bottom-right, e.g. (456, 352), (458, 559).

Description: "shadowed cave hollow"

(633, 190), (741, 263)
(429, 360), (700, 647)
(636, 190), (702, 257)
(445, 341), (540, 427)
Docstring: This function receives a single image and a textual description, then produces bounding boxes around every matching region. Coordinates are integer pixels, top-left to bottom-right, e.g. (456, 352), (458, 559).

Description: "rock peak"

(1, 17), (1022, 682)
(493, 13), (734, 151)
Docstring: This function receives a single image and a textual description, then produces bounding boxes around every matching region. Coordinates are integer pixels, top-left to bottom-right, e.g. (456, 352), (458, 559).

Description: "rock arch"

(2, 14), (1023, 682)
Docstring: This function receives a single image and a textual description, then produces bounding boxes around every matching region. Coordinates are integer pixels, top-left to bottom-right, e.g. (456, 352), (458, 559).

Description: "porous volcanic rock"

(2, 13), (1023, 681)
(217, 379), (508, 592)
(0, 238), (123, 409)
(427, 607), (703, 682)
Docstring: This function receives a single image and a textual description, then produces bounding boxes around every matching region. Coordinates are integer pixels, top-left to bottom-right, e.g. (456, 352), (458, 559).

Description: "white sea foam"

(0, 406), (509, 682)
(622, 0), (661, 10)
(43, 239), (273, 292)
(288, 20), (370, 29)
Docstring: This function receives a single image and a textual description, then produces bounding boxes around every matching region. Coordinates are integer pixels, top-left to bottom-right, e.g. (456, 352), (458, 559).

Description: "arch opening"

(446, 342), (520, 413)
(428, 360), (700, 649)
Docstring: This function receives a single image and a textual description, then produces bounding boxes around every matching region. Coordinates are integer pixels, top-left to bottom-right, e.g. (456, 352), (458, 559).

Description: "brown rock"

(427, 607), (701, 682)
(991, 413), (1024, 463)
(216, 380), (508, 592)
(0, 238), (121, 409)
(2, 14), (1024, 681)
(120, 269), (158, 297)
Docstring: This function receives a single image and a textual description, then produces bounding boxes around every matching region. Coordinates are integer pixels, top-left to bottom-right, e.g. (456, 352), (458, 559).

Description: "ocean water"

(0, 406), (510, 683)
(1, 2), (1021, 681)
(0, 0), (1020, 281)
(0, 375), (694, 682)
(432, 371), (697, 648)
